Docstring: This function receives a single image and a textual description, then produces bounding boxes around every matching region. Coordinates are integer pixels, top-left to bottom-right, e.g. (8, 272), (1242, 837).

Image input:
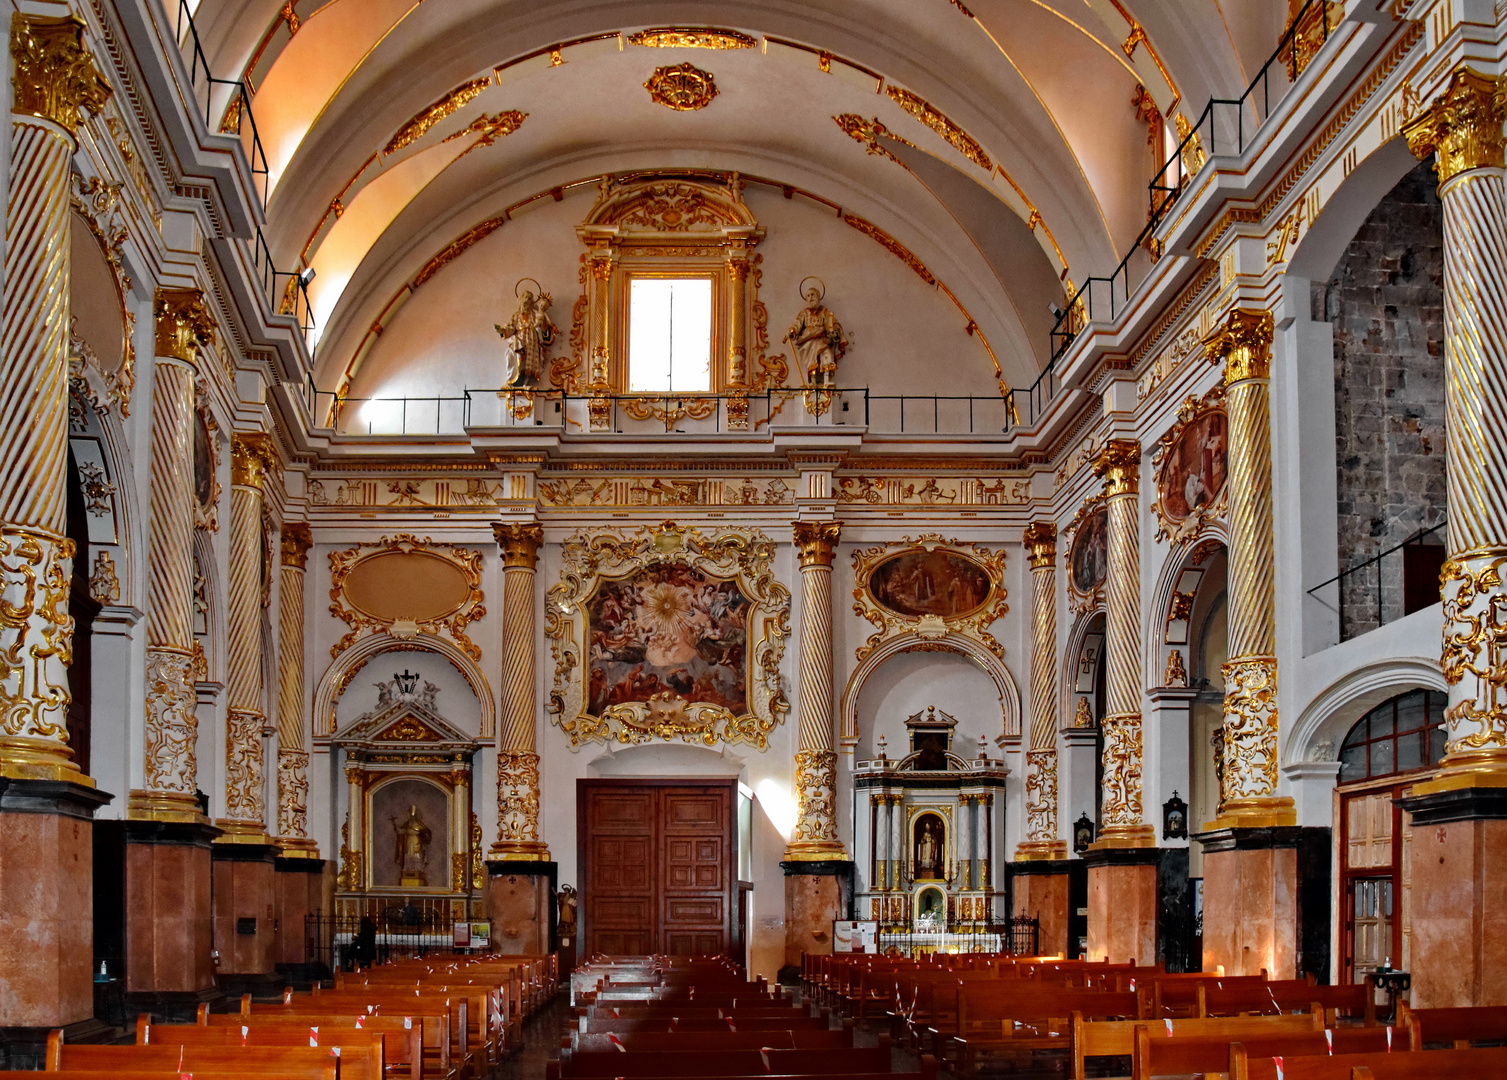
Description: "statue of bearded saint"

(495, 289), (558, 388)
(784, 286), (847, 388)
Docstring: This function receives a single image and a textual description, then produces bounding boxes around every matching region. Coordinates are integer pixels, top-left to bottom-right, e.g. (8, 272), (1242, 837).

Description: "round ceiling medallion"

(645, 63), (719, 111)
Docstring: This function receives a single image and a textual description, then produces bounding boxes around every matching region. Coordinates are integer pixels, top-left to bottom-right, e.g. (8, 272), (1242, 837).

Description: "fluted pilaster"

(0, 14), (109, 782)
(492, 522), (548, 859)
(1018, 522), (1065, 858)
(787, 520), (845, 860)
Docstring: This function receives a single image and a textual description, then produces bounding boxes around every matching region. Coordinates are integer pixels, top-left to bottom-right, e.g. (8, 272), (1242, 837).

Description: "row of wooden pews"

(15, 952), (553, 1080)
(805, 950), (1507, 1078)
(551, 956), (936, 1080)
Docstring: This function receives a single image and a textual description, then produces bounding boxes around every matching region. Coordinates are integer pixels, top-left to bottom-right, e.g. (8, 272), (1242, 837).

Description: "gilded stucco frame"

(850, 534), (1008, 662)
(545, 521), (790, 749)
(1063, 496), (1108, 615)
(327, 533), (486, 660)
(1151, 383), (1229, 545)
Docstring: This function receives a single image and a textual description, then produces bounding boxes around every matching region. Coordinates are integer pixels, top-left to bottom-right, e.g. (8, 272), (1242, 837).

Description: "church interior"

(3, 0), (1507, 1074)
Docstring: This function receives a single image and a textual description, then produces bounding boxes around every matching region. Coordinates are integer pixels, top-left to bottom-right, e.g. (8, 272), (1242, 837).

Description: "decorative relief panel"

(1063, 497), (1108, 614)
(545, 522), (790, 749)
(538, 476), (793, 508)
(308, 476), (508, 509)
(328, 535), (485, 660)
(851, 535), (1008, 661)
(835, 475), (1028, 507)
(1151, 384), (1228, 545)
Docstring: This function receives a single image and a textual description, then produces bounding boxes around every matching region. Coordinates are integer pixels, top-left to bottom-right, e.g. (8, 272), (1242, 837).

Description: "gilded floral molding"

(192, 381), (221, 533)
(1151, 383), (1227, 545)
(645, 63), (719, 111)
(850, 534), (1008, 661)
(545, 522), (790, 749)
(884, 86), (991, 171)
(628, 28), (755, 50)
(327, 534), (485, 660)
(384, 78), (490, 156)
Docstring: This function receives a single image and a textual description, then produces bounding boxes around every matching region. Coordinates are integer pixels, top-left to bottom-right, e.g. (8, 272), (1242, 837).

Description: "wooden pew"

(1235, 1043), (1507, 1080)
(1069, 1010), (1322, 1079)
(194, 1014), (423, 1080)
(578, 1014), (829, 1035)
(239, 1000), (457, 1080)
(947, 987), (1143, 1073)
(45, 1042), (358, 1080)
(570, 1030), (852, 1053)
(1401, 1004), (1507, 1049)
(1135, 1023), (1396, 1078)
(548, 1047), (899, 1080)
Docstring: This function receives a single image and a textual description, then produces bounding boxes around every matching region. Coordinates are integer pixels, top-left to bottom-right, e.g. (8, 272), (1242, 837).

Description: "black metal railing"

(1307, 519), (1447, 641)
(305, 910), (486, 972)
(1048, 0), (1340, 364)
(869, 914), (1039, 958)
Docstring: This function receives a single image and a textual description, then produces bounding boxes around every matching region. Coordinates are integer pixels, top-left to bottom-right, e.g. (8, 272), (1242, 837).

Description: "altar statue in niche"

(495, 281), (558, 387)
(393, 804), (432, 887)
(913, 815), (944, 880)
(785, 279), (847, 388)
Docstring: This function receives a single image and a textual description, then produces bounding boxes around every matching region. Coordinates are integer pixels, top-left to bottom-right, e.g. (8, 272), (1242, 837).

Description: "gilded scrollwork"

(224, 709), (266, 821)
(327, 534), (486, 660)
(644, 63), (719, 111)
(1099, 711), (1144, 828)
(496, 749), (542, 844)
(277, 749), (309, 838)
(337, 813), (362, 890)
(1439, 553), (1507, 756)
(1023, 748), (1058, 843)
(0, 528), (74, 745)
(850, 534), (1008, 661)
(70, 174), (136, 414)
(143, 647), (198, 793)
(1151, 383), (1228, 546)
(793, 749), (839, 844)
(627, 28), (756, 50)
(545, 522), (790, 750)
(1219, 656), (1279, 801)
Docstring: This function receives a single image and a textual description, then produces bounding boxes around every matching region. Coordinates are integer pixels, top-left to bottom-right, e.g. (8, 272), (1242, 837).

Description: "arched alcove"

(850, 648), (1007, 760)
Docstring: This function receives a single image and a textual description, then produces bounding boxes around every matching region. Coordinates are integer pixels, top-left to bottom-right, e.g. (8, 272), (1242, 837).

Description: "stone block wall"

(1322, 160), (1446, 639)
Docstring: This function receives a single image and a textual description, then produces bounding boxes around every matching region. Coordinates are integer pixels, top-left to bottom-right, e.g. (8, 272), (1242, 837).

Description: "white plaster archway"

(1283, 657), (1445, 767)
(312, 632), (496, 740)
(1142, 529), (1228, 688)
(1059, 606), (1106, 726)
(839, 632), (1021, 750)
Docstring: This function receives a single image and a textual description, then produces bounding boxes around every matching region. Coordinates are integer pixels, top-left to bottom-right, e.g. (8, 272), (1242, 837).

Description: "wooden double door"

(578, 779), (734, 957)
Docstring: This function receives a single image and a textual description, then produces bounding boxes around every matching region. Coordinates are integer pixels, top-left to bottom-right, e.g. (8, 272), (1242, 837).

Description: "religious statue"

(393, 804), (432, 887)
(913, 816), (943, 880)
(1072, 696), (1095, 728)
(556, 884), (578, 944)
(784, 279), (847, 388)
(495, 283), (558, 388)
(1163, 648), (1188, 688)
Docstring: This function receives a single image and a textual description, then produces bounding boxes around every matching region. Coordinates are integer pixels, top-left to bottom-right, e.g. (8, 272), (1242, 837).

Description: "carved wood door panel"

(579, 780), (734, 957)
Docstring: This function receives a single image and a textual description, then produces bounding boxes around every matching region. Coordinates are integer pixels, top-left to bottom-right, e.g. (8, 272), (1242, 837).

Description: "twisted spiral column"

(1204, 310), (1290, 826)
(492, 522), (548, 859)
(1402, 68), (1507, 791)
(787, 520), (846, 860)
(0, 14), (110, 782)
(274, 523), (315, 854)
(1093, 440), (1154, 845)
(134, 289), (215, 822)
(1018, 522), (1066, 858)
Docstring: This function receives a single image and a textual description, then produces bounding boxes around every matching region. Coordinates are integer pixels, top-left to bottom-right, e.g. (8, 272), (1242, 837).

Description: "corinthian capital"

(793, 520), (841, 567)
(231, 433), (278, 490)
(153, 288), (215, 363)
(1404, 67), (1506, 186)
(10, 13), (111, 135)
(1204, 308), (1274, 384)
(280, 523), (313, 568)
(1022, 521), (1056, 569)
(1093, 439), (1141, 498)
(494, 521), (543, 568)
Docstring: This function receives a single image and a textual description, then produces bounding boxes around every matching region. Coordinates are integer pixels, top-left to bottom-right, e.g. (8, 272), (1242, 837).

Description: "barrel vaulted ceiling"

(188, 0), (1286, 391)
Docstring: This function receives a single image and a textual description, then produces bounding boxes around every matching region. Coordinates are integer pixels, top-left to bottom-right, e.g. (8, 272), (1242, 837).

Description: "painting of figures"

(586, 565), (750, 715)
(869, 550), (992, 618)
(1070, 508), (1109, 594)
(1161, 410), (1228, 521)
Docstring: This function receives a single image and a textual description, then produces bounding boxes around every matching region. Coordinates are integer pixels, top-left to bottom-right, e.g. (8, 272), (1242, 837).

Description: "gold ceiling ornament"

(545, 522), (790, 750)
(412, 215), (507, 289)
(884, 86), (992, 171)
(850, 534), (1008, 662)
(327, 534), (486, 660)
(153, 287), (215, 363)
(628, 28), (756, 50)
(645, 62), (719, 111)
(1150, 383), (1228, 546)
(384, 77), (491, 156)
(10, 13), (112, 136)
(1062, 494), (1108, 615)
(840, 214), (935, 285)
(1403, 67), (1506, 186)
(443, 109), (528, 156)
(834, 113), (915, 165)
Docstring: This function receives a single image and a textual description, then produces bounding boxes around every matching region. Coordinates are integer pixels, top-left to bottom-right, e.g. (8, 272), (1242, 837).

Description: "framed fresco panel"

(1153, 386), (1229, 544)
(1064, 500), (1108, 613)
(851, 535), (1008, 661)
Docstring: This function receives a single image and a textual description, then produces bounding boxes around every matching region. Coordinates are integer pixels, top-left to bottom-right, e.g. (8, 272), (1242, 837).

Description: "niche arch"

(839, 631), (1021, 751)
(1143, 531), (1228, 689)
(313, 631), (496, 740)
(1060, 606), (1107, 729)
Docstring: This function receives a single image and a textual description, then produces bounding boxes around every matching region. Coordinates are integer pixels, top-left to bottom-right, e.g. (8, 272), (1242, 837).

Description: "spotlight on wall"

(298, 266), (317, 286)
(1047, 302), (1065, 319)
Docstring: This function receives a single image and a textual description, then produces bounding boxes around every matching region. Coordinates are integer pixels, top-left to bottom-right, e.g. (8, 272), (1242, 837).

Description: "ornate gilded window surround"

(850, 534), (1009, 663)
(545, 521), (790, 750)
(327, 534), (485, 661)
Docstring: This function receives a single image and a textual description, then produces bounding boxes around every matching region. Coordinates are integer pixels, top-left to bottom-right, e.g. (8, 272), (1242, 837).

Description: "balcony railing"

(1307, 520), (1446, 641)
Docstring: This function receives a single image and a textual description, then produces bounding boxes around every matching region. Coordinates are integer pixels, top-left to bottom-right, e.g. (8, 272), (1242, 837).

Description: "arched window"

(1337, 689), (1447, 783)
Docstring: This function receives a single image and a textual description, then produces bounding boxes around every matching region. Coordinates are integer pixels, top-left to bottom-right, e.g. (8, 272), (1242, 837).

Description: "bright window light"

(628, 278), (712, 392)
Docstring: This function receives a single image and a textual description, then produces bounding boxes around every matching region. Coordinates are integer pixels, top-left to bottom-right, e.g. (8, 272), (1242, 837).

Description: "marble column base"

(1011, 861), (1070, 958)
(1196, 827), (1299, 978)
(486, 861), (557, 955)
(0, 780), (111, 1029)
(1398, 787), (1507, 1007)
(780, 860), (851, 979)
(273, 856), (327, 972)
(1083, 848), (1158, 964)
(124, 820), (218, 1001)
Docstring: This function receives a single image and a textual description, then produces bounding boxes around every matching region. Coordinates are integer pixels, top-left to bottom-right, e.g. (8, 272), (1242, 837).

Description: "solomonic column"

(1085, 439), (1158, 963)
(1199, 308), (1299, 976)
(0, 11), (111, 1037)
(274, 523), (315, 855)
(1400, 67), (1507, 1008)
(487, 522), (552, 954)
(127, 286), (218, 1002)
(1013, 522), (1070, 953)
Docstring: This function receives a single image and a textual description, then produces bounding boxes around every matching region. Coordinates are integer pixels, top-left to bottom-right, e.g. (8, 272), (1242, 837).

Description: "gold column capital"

(153, 287), (215, 362)
(494, 521), (543, 568)
(1404, 67), (1506, 186)
(1093, 438), (1141, 497)
(1023, 521), (1057, 568)
(280, 522), (313, 568)
(793, 520), (841, 567)
(230, 432), (277, 489)
(1204, 308), (1274, 383)
(10, 13), (111, 136)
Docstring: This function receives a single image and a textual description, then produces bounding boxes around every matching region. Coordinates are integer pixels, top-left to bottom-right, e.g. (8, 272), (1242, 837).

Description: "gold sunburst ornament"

(645, 63), (719, 111)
